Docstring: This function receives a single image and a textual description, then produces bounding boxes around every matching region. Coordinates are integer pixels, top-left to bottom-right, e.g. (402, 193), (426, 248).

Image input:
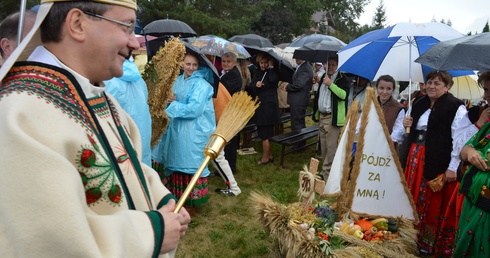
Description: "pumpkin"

(355, 218), (373, 232)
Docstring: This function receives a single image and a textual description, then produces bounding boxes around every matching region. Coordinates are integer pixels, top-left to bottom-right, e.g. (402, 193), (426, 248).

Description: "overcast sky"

(357, 0), (490, 34)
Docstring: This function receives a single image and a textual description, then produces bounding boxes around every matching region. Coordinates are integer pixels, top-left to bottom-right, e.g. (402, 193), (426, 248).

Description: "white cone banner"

(324, 87), (417, 221)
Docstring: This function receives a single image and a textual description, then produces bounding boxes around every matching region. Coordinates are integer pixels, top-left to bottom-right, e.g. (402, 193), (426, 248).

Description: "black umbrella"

(143, 19), (197, 38)
(415, 32), (490, 71)
(292, 40), (346, 63)
(228, 34), (274, 48)
(245, 46), (294, 83)
(287, 34), (346, 48)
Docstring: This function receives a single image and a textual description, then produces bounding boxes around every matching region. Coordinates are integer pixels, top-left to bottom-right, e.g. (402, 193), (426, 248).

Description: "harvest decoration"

(250, 191), (419, 257)
(143, 37), (186, 147)
(250, 158), (419, 257)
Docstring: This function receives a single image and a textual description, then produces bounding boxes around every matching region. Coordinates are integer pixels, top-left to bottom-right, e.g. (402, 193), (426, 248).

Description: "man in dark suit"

(220, 52), (242, 173)
(284, 58), (313, 149)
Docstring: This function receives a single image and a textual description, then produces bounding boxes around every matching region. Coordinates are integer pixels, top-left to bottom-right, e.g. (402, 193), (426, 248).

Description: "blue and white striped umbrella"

(338, 22), (473, 83)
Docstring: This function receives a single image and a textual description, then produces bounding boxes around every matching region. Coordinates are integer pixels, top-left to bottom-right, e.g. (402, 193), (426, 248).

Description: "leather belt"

(320, 112), (331, 115)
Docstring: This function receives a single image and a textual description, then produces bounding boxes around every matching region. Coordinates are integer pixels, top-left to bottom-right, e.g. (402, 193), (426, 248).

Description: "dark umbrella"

(415, 32), (490, 71)
(292, 40), (346, 63)
(228, 34), (274, 48)
(287, 34), (346, 48)
(245, 46), (294, 83)
(182, 41), (220, 98)
(143, 19), (197, 38)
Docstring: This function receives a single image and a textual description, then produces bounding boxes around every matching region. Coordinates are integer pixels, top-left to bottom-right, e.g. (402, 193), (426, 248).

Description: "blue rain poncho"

(152, 67), (216, 177)
(104, 59), (152, 166)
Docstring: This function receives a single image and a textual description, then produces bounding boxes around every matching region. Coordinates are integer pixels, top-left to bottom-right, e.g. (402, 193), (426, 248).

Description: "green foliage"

(483, 21), (489, 33)
(371, 0), (386, 30)
(316, 0), (370, 43)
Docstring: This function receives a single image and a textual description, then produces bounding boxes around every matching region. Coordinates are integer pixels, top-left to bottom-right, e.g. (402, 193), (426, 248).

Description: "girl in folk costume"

(402, 70), (467, 256)
(152, 52), (216, 212)
(375, 74), (405, 146)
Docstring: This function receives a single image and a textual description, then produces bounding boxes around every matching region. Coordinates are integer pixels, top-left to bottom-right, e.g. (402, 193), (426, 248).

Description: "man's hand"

(323, 76), (332, 87)
(158, 199), (185, 254)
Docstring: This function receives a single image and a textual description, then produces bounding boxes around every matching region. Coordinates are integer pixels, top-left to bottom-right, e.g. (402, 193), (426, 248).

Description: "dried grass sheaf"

(249, 191), (418, 258)
(143, 38), (185, 147)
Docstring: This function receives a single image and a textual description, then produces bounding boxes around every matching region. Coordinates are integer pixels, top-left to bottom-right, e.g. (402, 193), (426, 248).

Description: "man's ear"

(0, 37), (14, 58)
(64, 9), (88, 42)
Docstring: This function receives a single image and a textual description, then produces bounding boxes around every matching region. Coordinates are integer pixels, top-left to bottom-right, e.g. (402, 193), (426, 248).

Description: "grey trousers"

(319, 113), (341, 179)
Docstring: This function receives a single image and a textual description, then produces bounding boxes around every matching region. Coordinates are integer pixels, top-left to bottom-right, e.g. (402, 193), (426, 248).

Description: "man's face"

(314, 63), (322, 72)
(327, 60), (338, 76)
(221, 56), (235, 71)
(86, 6), (139, 82)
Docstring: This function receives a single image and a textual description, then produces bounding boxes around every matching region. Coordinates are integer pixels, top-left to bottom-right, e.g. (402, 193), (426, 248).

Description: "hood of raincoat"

(118, 59), (142, 82)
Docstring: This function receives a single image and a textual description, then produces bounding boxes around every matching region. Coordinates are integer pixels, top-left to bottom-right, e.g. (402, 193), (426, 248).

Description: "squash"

(354, 218), (373, 232)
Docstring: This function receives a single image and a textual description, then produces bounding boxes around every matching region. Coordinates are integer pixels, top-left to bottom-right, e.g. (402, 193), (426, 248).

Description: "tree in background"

(371, 0), (386, 30)
(316, 0), (370, 43)
(483, 21), (489, 32)
(1, 0), (374, 46)
(251, 6), (297, 44)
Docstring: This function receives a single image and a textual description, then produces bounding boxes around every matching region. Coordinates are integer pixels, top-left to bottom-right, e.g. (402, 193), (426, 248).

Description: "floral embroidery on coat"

(78, 134), (123, 206)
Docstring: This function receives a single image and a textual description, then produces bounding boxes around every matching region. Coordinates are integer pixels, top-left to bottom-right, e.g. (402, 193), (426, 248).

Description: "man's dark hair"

(41, 2), (108, 43)
(327, 55), (338, 63)
(0, 10), (36, 58)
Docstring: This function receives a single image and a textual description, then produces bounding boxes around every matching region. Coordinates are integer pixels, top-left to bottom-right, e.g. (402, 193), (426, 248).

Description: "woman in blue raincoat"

(152, 52), (216, 211)
(105, 59), (152, 167)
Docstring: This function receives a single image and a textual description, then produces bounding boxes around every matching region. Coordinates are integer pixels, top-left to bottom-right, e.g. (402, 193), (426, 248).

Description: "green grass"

(175, 117), (320, 258)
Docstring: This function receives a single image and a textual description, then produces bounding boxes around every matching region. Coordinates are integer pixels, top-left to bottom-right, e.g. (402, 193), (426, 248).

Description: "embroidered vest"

(410, 94), (463, 180)
(379, 96), (404, 134)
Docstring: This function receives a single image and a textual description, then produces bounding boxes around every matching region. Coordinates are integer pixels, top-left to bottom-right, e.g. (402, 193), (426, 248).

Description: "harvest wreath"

(250, 159), (419, 257)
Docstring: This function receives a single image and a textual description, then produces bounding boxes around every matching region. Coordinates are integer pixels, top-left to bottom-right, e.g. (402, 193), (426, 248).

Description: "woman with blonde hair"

(247, 53), (281, 164)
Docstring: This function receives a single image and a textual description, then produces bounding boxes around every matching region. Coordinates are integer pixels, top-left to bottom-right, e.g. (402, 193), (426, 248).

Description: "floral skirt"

(454, 196), (490, 257)
(152, 161), (209, 207)
(404, 143), (458, 256)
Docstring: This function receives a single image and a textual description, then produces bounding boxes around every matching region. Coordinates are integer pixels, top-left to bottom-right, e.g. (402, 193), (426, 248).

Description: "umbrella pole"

(261, 71), (267, 82)
(17, 0), (27, 45)
(406, 38), (413, 134)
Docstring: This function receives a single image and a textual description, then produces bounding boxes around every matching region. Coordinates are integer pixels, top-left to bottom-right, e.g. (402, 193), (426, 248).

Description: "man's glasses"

(83, 11), (135, 35)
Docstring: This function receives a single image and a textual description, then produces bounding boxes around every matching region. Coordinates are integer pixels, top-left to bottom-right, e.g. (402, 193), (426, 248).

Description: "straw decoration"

(143, 37), (185, 147)
(215, 91), (259, 142)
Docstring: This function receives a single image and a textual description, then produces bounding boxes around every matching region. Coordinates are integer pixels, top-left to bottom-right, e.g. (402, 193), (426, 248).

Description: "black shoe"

(215, 188), (235, 196)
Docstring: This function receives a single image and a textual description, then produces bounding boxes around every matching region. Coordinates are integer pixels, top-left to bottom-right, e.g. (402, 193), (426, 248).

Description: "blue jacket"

(152, 67), (216, 176)
(105, 59), (152, 166)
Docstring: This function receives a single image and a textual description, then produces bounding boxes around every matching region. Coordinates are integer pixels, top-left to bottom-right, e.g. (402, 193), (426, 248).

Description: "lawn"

(175, 117), (320, 258)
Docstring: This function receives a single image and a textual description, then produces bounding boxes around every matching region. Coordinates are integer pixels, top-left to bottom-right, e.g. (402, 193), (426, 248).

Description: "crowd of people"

(0, 1), (489, 257)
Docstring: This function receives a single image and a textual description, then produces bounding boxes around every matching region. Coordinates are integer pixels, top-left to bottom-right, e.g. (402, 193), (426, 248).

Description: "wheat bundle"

(143, 37), (185, 147)
(250, 192), (419, 257)
(174, 91), (259, 212)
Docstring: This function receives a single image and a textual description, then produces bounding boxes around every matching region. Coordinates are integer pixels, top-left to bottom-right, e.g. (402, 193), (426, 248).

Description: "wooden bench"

(270, 124), (319, 167)
(241, 112), (293, 147)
